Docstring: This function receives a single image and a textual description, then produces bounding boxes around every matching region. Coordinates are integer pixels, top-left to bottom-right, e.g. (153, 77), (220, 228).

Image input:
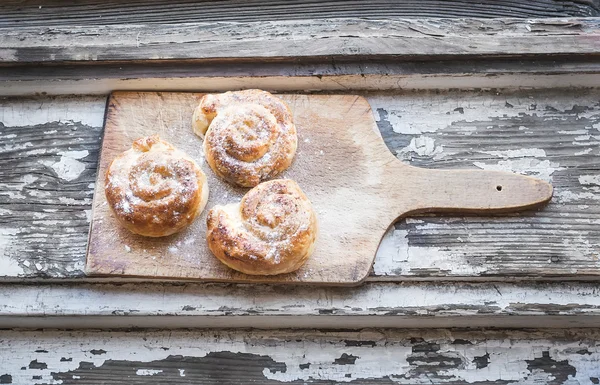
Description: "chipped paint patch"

(0, 228), (23, 276)
(374, 227), (487, 276)
(1, 330), (600, 384)
(0, 49), (18, 61)
(483, 148), (547, 159)
(42, 150), (89, 182)
(0, 97), (105, 127)
(473, 158), (560, 183)
(473, 148), (561, 182)
(397, 136), (444, 160)
(555, 190), (600, 203)
(136, 369), (163, 376)
(579, 175), (600, 186)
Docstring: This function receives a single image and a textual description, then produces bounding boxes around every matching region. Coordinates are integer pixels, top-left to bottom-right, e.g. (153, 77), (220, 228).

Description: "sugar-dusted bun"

(105, 135), (208, 237)
(206, 179), (317, 275)
(192, 89), (297, 187)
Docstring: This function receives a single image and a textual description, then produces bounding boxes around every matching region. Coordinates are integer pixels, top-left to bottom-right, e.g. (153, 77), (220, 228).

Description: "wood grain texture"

(0, 86), (598, 281)
(2, 18), (600, 65)
(2, 328), (600, 384)
(1, 0), (598, 28)
(4, 281), (600, 329)
(87, 92), (550, 285)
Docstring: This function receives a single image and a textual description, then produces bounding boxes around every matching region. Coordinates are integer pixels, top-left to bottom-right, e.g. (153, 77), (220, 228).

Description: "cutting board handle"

(387, 163), (553, 217)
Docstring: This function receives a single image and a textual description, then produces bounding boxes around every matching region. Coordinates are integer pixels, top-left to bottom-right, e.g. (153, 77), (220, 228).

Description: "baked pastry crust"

(206, 179), (317, 275)
(105, 135), (209, 237)
(193, 89), (297, 187)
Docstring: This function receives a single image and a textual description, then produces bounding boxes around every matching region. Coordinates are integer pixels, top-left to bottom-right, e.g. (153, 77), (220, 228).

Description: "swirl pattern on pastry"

(206, 179), (317, 275)
(192, 89), (297, 187)
(105, 135), (209, 237)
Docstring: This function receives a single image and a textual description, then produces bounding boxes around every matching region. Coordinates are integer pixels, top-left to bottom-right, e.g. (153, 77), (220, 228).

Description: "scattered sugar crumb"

(124, 245), (131, 252)
(304, 138), (310, 143)
(319, 150), (324, 155)
(168, 246), (178, 253)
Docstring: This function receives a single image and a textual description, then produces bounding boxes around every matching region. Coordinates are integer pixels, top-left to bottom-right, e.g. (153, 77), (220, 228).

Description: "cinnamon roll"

(206, 179), (317, 275)
(192, 89), (297, 187)
(105, 135), (209, 237)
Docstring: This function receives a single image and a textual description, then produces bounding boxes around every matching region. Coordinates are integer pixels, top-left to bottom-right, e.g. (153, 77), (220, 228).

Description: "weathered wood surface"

(2, 328), (600, 384)
(3, 282), (600, 329)
(4, 71), (600, 98)
(1, 86), (599, 281)
(2, 18), (600, 65)
(1, 0), (598, 28)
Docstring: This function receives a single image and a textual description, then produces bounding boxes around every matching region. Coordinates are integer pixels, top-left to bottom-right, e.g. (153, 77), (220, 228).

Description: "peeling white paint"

(1, 329), (599, 385)
(58, 197), (91, 205)
(8, 280), (600, 321)
(0, 227), (23, 276)
(555, 190), (600, 203)
(397, 136), (444, 160)
(473, 158), (561, 183)
(0, 96), (105, 127)
(369, 93), (547, 137)
(136, 369), (163, 376)
(0, 49), (18, 61)
(579, 175), (600, 186)
(482, 148), (546, 159)
(375, 227), (486, 277)
(42, 150), (89, 182)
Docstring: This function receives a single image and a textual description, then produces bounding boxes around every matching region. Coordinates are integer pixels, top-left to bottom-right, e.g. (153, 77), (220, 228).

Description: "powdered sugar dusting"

(209, 180), (315, 274)
(202, 90), (297, 186)
(105, 136), (207, 236)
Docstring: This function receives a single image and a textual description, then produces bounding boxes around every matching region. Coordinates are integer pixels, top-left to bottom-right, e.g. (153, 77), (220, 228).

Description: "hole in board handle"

(496, 185), (503, 192)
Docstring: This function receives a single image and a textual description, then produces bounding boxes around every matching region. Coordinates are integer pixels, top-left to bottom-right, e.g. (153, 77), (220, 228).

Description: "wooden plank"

(3, 282), (600, 329)
(1, 18), (600, 65)
(1, 328), (600, 384)
(1, 86), (598, 281)
(4, 73), (600, 97)
(87, 92), (550, 285)
(1, 0), (598, 28)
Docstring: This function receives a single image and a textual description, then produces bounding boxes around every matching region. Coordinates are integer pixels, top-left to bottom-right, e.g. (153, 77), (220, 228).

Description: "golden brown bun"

(206, 179), (317, 275)
(192, 89), (297, 187)
(105, 135), (209, 237)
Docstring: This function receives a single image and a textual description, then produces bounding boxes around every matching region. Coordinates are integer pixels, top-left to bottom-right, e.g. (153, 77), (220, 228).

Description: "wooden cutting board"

(86, 92), (553, 285)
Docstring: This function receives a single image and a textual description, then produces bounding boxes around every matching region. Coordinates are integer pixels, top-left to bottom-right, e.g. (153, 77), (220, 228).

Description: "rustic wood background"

(2, 0), (600, 383)
(2, 328), (599, 384)
(0, 0), (598, 27)
(1, 87), (598, 281)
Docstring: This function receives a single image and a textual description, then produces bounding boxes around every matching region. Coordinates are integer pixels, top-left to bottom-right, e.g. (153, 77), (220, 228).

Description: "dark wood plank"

(2, 18), (600, 65)
(2, 328), (600, 384)
(0, 0), (598, 28)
